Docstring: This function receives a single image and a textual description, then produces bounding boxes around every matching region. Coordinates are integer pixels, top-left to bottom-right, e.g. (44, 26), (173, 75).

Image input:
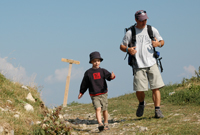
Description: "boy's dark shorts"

(90, 93), (108, 111)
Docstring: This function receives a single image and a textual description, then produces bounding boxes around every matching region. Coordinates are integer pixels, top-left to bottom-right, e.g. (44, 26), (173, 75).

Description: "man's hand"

(128, 47), (137, 55)
(152, 38), (160, 47)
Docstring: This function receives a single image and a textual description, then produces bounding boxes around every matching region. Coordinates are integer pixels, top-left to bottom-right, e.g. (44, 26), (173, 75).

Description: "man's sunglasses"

(137, 11), (146, 15)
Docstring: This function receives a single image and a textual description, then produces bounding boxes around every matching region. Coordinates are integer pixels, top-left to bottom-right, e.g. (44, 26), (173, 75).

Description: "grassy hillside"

(0, 72), (73, 134)
(0, 67), (200, 134)
(0, 73), (45, 134)
(63, 67), (200, 134)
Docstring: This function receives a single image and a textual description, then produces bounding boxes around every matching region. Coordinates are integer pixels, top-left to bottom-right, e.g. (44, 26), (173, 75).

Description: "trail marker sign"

(61, 58), (80, 107)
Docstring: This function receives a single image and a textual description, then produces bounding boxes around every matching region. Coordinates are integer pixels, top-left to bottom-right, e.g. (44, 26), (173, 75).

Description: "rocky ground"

(61, 104), (200, 135)
(62, 106), (150, 135)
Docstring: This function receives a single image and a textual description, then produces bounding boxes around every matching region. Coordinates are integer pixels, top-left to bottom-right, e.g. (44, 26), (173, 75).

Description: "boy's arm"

(78, 93), (83, 99)
(110, 72), (115, 79)
(79, 73), (89, 97)
(103, 69), (115, 81)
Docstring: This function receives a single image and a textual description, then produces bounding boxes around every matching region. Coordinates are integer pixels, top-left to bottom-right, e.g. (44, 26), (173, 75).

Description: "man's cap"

(89, 51), (103, 63)
(135, 10), (149, 21)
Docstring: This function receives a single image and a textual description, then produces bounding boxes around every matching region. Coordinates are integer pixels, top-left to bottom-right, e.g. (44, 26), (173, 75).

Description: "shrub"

(167, 84), (200, 105)
(33, 106), (72, 135)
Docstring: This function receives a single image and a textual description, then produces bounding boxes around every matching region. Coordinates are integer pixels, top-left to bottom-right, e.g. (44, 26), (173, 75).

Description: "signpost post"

(61, 58), (80, 107)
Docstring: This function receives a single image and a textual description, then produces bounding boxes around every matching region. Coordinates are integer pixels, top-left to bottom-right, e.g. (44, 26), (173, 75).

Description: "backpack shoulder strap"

(147, 25), (155, 41)
(147, 25), (156, 52)
(125, 23), (136, 47)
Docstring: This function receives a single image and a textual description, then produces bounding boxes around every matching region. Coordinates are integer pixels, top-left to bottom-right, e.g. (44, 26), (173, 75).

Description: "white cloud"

(179, 65), (196, 78)
(44, 67), (84, 83)
(0, 57), (37, 87)
(183, 65), (196, 76)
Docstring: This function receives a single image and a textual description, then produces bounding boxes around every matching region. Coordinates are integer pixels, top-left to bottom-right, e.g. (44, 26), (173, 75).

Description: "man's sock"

(155, 106), (160, 110)
(139, 101), (144, 105)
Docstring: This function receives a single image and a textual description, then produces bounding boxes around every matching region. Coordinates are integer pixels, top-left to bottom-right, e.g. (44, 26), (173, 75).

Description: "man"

(120, 10), (165, 118)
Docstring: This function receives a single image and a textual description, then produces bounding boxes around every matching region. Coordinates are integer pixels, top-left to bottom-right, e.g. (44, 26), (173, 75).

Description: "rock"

(10, 130), (14, 135)
(36, 121), (41, 124)
(59, 114), (64, 119)
(169, 92), (175, 96)
(26, 93), (35, 102)
(14, 114), (20, 118)
(0, 126), (4, 133)
(21, 85), (29, 90)
(0, 107), (5, 111)
(42, 124), (47, 128)
(139, 126), (148, 132)
(24, 103), (34, 112)
(6, 100), (12, 104)
(174, 113), (183, 116)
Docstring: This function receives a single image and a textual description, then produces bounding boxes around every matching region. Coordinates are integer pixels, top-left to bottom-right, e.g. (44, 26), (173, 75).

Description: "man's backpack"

(124, 24), (163, 72)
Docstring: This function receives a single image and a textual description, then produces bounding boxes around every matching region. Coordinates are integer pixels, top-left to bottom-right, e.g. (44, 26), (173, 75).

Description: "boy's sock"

(139, 101), (144, 105)
(104, 123), (108, 126)
(155, 106), (160, 110)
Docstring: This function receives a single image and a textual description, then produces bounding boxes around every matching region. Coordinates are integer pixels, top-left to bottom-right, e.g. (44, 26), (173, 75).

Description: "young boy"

(78, 51), (115, 131)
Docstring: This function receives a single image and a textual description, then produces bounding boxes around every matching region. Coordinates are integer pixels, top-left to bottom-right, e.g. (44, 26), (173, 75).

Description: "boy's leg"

(103, 110), (108, 124)
(103, 110), (110, 130)
(96, 107), (103, 124)
(96, 107), (104, 131)
(90, 95), (104, 131)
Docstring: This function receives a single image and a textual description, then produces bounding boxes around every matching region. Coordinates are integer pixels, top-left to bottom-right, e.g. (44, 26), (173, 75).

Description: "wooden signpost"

(61, 58), (80, 107)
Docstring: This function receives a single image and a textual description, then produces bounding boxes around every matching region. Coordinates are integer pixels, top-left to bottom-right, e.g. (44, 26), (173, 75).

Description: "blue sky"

(0, 0), (200, 107)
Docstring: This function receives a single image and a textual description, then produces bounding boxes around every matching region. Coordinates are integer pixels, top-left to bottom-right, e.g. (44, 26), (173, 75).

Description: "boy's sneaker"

(98, 124), (104, 132)
(136, 102), (146, 117)
(155, 109), (164, 118)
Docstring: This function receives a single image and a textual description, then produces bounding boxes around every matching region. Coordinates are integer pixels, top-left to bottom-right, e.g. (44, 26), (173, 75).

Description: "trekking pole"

(158, 57), (163, 72)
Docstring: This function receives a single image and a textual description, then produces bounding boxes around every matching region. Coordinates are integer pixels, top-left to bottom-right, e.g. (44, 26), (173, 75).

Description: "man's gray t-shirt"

(121, 25), (163, 68)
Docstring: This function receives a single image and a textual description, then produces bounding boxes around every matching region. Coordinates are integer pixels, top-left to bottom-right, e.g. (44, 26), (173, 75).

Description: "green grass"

(1, 67), (200, 134)
(62, 68), (200, 134)
(0, 73), (44, 134)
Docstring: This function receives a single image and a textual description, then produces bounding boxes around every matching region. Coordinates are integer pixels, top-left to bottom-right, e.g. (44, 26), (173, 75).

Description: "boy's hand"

(78, 93), (83, 99)
(110, 72), (115, 79)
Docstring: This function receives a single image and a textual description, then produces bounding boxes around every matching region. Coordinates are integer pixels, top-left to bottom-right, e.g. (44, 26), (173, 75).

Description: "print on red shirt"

(93, 72), (101, 80)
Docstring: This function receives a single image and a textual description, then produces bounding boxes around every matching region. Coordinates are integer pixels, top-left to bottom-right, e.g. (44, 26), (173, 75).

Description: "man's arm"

(120, 44), (137, 55)
(152, 38), (165, 48)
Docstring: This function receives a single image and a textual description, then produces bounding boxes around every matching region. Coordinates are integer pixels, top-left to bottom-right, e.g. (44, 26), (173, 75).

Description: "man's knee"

(152, 88), (159, 93)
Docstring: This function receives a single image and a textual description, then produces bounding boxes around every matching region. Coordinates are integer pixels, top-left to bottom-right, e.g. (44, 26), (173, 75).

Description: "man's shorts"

(133, 64), (165, 91)
(90, 93), (108, 111)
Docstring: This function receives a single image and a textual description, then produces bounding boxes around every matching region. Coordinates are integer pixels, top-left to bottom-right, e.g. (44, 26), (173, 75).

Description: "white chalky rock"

(24, 103), (34, 112)
(139, 126), (148, 132)
(14, 114), (20, 118)
(169, 92), (175, 96)
(0, 126), (3, 133)
(26, 93), (35, 102)
(59, 114), (64, 119)
(22, 85), (29, 90)
(36, 121), (41, 124)
(7, 100), (12, 104)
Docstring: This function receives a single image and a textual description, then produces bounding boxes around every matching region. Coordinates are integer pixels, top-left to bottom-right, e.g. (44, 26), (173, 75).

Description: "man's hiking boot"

(136, 102), (145, 117)
(155, 109), (164, 118)
(98, 124), (104, 132)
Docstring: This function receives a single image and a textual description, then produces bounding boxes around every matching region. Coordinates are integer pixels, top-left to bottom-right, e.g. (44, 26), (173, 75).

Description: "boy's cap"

(135, 10), (149, 21)
(89, 51), (103, 63)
